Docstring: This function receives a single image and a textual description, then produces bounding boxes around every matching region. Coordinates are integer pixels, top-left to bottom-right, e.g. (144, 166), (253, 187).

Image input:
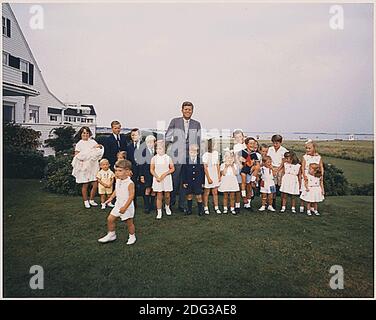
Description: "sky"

(10, 2), (374, 133)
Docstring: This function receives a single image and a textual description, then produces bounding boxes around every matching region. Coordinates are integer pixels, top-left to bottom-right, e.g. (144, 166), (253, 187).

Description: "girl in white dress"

(150, 140), (175, 219)
(300, 163), (325, 216)
(202, 139), (221, 214)
(258, 156), (276, 212)
(233, 129), (246, 213)
(299, 140), (324, 213)
(72, 126), (104, 208)
(280, 151), (301, 213)
(218, 150), (240, 215)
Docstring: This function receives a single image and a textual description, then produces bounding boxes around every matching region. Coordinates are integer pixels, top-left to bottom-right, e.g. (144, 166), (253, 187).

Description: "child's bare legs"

(291, 196), (296, 209)
(212, 188), (219, 207)
(268, 194), (274, 207)
(82, 183), (89, 201)
(313, 202), (318, 211)
(165, 192), (171, 206)
(145, 187), (151, 196)
(241, 173), (247, 201)
(223, 192), (228, 211)
(203, 188), (210, 208)
(107, 214), (117, 232)
(100, 194), (106, 204)
(261, 193), (267, 206)
(230, 192), (235, 209)
(281, 193), (287, 207)
(156, 192), (163, 209)
(300, 199), (306, 212)
(89, 181), (98, 201)
(246, 183), (253, 201)
(126, 218), (135, 235)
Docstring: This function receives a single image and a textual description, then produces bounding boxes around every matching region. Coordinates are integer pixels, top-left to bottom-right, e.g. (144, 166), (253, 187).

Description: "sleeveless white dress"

(219, 164), (240, 192)
(152, 154), (173, 192)
(111, 177), (135, 220)
(300, 174), (324, 203)
(202, 151), (220, 188)
(301, 154), (322, 192)
(280, 163), (301, 195)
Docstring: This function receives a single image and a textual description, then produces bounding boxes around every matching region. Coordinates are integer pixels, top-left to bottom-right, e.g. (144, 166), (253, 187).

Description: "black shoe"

(178, 206), (186, 213)
(235, 208), (240, 214)
(185, 210), (192, 216)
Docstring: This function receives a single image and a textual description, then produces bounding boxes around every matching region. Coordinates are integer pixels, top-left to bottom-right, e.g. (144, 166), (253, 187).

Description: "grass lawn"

(3, 179), (374, 298)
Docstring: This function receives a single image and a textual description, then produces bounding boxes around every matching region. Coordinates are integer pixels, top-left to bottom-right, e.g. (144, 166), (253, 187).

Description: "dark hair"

(271, 134), (283, 143)
(245, 137), (256, 145)
(260, 143), (269, 150)
(115, 159), (132, 170)
(117, 151), (127, 159)
(77, 126), (92, 139)
(284, 151), (299, 165)
(131, 128), (140, 133)
(111, 120), (121, 127)
(182, 101), (194, 110)
(207, 139), (213, 153)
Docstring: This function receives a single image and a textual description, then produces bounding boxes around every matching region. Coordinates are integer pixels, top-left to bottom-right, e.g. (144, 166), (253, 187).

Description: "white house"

(2, 3), (96, 156)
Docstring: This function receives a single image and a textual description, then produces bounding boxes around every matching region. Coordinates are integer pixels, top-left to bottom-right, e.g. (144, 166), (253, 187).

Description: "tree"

(44, 126), (76, 153)
(3, 122), (41, 150)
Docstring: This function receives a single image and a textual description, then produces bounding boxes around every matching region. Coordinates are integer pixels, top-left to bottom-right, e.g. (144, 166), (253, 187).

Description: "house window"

(21, 60), (34, 85)
(2, 52), (8, 65)
(3, 104), (14, 123)
(50, 115), (58, 122)
(2, 17), (11, 37)
(29, 106), (40, 123)
(87, 118), (93, 123)
(81, 118), (86, 122)
(64, 116), (68, 122)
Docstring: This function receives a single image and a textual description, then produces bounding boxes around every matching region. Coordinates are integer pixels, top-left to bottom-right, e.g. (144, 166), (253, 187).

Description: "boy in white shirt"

(267, 134), (288, 208)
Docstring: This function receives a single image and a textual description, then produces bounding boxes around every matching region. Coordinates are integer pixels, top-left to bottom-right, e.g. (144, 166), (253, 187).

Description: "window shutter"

(6, 18), (11, 37)
(8, 55), (20, 69)
(22, 72), (28, 83)
(29, 63), (34, 85)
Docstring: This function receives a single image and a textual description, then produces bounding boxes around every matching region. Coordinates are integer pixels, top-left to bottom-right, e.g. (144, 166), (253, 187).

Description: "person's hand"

(239, 156), (246, 163)
(119, 206), (126, 214)
(322, 189), (325, 196)
(183, 184), (188, 189)
(140, 176), (145, 184)
(94, 144), (103, 149)
(218, 176), (222, 183)
(208, 178), (213, 185)
(104, 198), (113, 205)
(129, 170), (133, 177)
(155, 175), (161, 183)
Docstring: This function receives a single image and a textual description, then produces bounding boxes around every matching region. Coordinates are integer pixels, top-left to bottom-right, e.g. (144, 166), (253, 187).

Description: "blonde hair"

(305, 139), (318, 154)
(117, 151), (127, 160)
(309, 163), (322, 178)
(145, 135), (156, 143)
(99, 158), (109, 166)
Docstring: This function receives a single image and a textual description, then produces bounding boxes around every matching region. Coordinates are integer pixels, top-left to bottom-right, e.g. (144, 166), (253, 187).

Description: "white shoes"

(215, 209), (222, 214)
(156, 210), (162, 219)
(291, 207), (296, 213)
(89, 200), (98, 207)
(223, 208), (228, 214)
(241, 190), (246, 198)
(267, 205), (276, 212)
(313, 210), (320, 216)
(126, 234), (136, 245)
(307, 210), (312, 216)
(299, 206), (305, 213)
(280, 206), (286, 213)
(244, 203), (251, 209)
(101, 203), (106, 210)
(84, 200), (90, 209)
(108, 203), (115, 208)
(204, 210), (210, 215)
(165, 206), (172, 216)
(258, 205), (266, 212)
(98, 232), (117, 243)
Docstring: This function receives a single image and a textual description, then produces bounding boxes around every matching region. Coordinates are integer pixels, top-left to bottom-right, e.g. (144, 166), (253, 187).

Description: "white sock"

(165, 204), (170, 209)
(157, 209), (162, 214)
(235, 202), (241, 208)
(281, 206), (286, 209)
(108, 231), (115, 236)
(247, 199), (251, 205)
(214, 206), (219, 210)
(230, 207), (235, 211)
(204, 206), (209, 211)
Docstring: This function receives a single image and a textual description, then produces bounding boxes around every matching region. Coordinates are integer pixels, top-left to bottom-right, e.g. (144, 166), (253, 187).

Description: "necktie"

(116, 135), (120, 149)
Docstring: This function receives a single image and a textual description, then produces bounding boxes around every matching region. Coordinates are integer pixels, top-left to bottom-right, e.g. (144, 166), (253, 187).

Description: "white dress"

(152, 154), (173, 192)
(260, 166), (276, 194)
(218, 163), (240, 192)
(301, 154), (322, 192)
(202, 151), (220, 188)
(280, 163), (301, 195)
(110, 177), (135, 221)
(71, 139), (104, 184)
(300, 174), (324, 203)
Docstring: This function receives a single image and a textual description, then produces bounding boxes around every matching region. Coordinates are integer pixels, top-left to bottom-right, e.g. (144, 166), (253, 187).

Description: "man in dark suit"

(165, 101), (202, 213)
(126, 128), (142, 207)
(103, 120), (127, 170)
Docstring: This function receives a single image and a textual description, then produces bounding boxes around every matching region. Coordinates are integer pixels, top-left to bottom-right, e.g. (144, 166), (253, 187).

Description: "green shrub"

(45, 126), (76, 153)
(350, 183), (374, 196)
(3, 122), (41, 150)
(323, 163), (349, 196)
(44, 154), (81, 195)
(4, 147), (46, 179)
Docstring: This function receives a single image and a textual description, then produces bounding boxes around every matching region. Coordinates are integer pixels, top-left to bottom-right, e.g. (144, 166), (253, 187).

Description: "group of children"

(74, 127), (325, 246)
